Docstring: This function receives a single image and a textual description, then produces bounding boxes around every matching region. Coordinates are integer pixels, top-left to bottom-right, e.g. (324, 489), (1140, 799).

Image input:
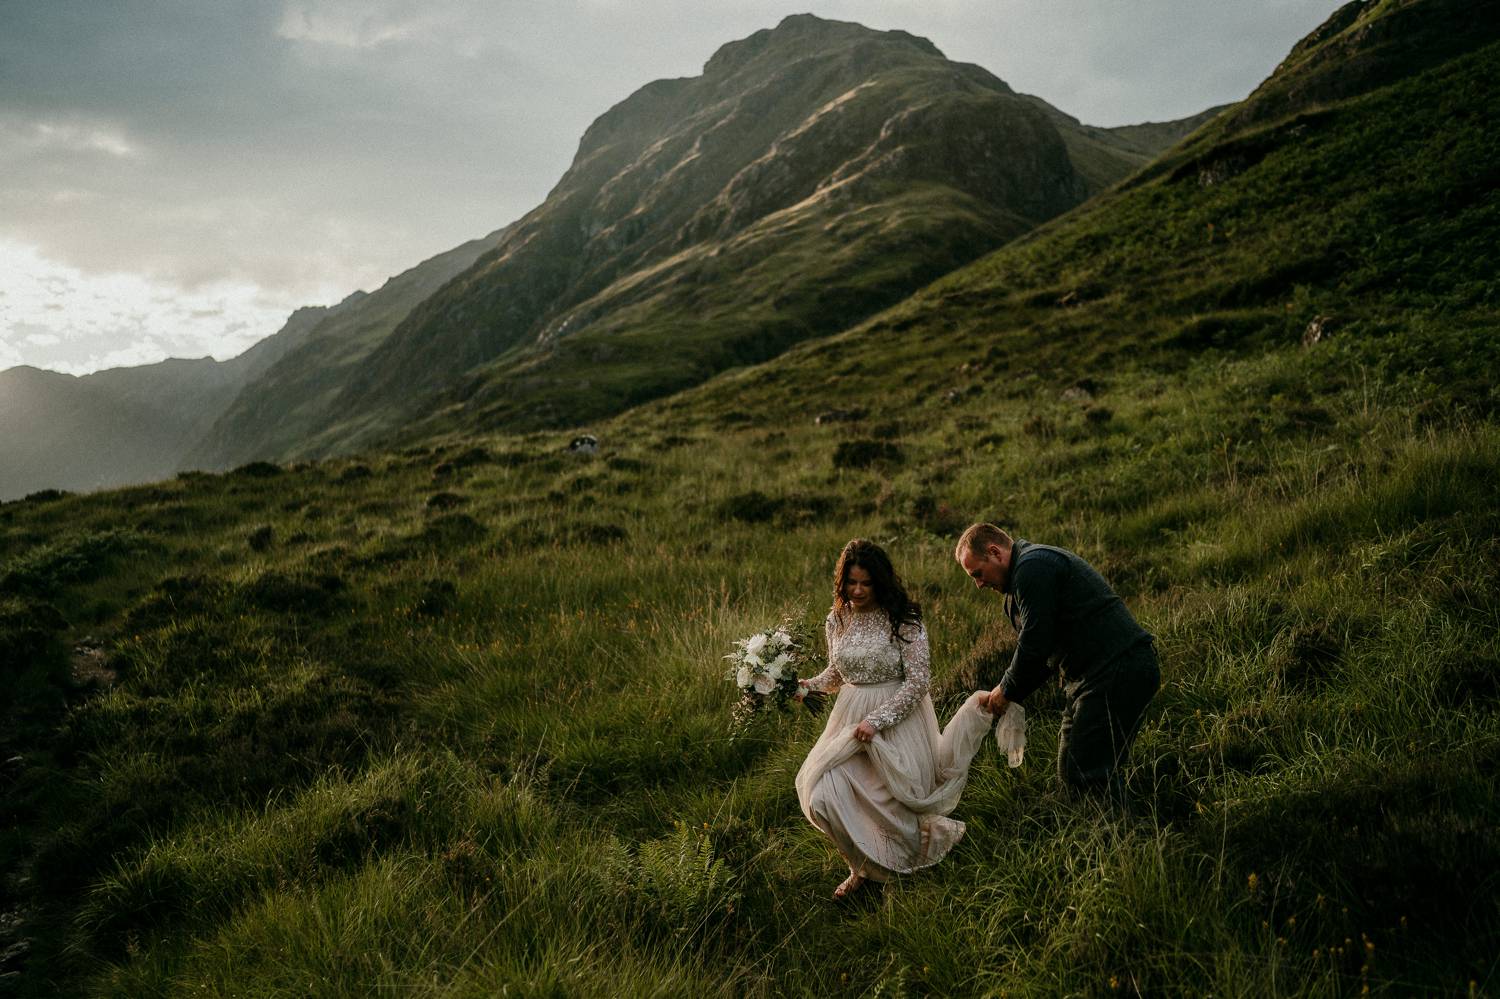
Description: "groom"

(955, 523), (1160, 811)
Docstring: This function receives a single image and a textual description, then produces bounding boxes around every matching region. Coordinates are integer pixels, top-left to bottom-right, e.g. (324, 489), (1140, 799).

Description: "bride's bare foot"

(833, 871), (866, 900)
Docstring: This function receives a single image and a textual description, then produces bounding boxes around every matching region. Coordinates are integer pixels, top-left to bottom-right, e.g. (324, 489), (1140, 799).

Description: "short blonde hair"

(955, 522), (1013, 560)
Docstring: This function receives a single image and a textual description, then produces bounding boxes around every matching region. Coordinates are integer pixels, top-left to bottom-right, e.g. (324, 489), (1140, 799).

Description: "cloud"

(0, 237), (297, 374)
(36, 121), (138, 158)
(0, 0), (565, 303)
(0, 115), (141, 159)
(276, 0), (443, 48)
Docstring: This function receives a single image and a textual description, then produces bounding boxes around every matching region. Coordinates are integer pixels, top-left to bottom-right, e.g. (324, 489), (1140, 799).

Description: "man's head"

(955, 522), (1013, 592)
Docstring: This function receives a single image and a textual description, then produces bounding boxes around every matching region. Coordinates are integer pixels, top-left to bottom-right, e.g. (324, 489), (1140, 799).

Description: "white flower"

(771, 652), (791, 670)
(744, 633), (768, 657)
(767, 663), (783, 681)
(742, 651), (762, 668)
(736, 666), (753, 689)
(752, 673), (775, 695)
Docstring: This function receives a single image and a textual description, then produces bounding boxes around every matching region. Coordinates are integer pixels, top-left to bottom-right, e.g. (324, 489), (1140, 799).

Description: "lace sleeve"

(803, 612), (843, 693)
(865, 620), (930, 731)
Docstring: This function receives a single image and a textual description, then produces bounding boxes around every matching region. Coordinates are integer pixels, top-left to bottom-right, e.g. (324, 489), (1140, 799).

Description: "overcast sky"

(0, 0), (1345, 376)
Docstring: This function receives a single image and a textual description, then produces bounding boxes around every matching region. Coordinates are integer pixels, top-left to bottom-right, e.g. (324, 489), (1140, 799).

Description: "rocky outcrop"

(1227, 0), (1500, 130)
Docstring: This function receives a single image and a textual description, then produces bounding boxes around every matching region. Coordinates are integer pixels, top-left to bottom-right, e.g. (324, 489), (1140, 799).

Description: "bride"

(796, 538), (994, 899)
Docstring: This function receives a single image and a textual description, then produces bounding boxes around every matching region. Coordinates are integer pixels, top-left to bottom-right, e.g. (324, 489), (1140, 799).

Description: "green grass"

(3, 19), (1499, 999)
(6, 375), (1495, 995)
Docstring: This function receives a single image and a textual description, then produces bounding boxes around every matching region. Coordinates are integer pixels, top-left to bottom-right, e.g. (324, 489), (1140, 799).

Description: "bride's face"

(843, 565), (877, 612)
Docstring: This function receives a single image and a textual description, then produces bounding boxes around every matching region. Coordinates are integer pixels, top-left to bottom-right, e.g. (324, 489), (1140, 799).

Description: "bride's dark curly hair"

(831, 538), (922, 642)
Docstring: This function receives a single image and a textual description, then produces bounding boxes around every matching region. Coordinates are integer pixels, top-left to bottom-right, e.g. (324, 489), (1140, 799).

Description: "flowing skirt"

(795, 683), (993, 881)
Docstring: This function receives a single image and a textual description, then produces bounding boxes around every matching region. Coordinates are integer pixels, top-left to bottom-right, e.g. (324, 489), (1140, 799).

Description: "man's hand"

(853, 720), (877, 742)
(986, 685), (1009, 716)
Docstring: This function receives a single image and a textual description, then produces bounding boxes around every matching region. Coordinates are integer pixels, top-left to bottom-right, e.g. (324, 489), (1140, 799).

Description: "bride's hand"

(853, 720), (876, 742)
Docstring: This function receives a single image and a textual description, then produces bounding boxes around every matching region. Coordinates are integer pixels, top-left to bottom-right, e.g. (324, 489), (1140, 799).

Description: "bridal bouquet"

(724, 624), (826, 731)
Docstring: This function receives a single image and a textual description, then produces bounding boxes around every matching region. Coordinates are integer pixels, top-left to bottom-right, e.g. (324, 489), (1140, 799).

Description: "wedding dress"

(796, 610), (994, 881)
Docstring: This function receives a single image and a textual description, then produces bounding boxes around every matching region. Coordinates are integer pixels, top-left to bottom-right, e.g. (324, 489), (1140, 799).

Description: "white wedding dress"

(796, 609), (994, 882)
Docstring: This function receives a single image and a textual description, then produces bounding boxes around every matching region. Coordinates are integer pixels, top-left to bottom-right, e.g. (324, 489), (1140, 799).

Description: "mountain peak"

(702, 13), (942, 81)
(0, 364), (73, 382)
(285, 304), (331, 325)
(1228, 0), (1498, 129)
(575, 16), (960, 180)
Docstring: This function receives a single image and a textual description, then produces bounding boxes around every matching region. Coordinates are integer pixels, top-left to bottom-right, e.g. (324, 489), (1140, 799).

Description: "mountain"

(11, 16), (1211, 480)
(183, 228), (508, 470)
(262, 14), (1213, 455)
(648, 0), (1500, 433)
(0, 361), (231, 499)
(1019, 98), (1231, 191)
(0, 303), (331, 501)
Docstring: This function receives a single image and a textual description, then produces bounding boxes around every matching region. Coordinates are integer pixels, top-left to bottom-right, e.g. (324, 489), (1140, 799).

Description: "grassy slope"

(3, 24), (1499, 999)
(417, 180), (1031, 438)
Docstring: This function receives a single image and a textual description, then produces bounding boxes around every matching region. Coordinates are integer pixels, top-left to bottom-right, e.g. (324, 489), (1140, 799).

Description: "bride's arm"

(801, 613), (844, 693)
(864, 621), (930, 732)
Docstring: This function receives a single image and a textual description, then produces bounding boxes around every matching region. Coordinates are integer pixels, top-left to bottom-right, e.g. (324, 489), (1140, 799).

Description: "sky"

(0, 0), (1346, 376)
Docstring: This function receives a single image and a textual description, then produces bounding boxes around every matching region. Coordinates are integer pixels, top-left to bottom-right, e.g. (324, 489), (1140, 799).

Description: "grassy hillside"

(3, 4), (1498, 996)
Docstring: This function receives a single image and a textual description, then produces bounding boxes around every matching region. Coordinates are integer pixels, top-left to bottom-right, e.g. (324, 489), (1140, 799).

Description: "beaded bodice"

(804, 610), (931, 732)
(829, 611), (908, 682)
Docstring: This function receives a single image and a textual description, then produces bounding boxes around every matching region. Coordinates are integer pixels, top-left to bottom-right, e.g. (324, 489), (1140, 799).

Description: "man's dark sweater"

(998, 540), (1153, 703)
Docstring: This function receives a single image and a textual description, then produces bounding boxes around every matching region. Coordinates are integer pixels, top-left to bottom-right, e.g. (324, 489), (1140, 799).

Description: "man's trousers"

(1057, 642), (1161, 810)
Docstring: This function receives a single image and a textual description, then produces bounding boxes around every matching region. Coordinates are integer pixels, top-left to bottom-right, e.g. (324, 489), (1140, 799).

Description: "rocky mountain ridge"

(255, 14), (1215, 454)
(183, 228), (508, 469)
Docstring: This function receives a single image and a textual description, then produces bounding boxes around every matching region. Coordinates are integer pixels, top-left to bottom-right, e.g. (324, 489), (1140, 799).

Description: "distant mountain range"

(2, 231), (504, 499)
(2, 14), (1220, 499)
(0, 302), (329, 497)
(181, 229), (509, 471)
